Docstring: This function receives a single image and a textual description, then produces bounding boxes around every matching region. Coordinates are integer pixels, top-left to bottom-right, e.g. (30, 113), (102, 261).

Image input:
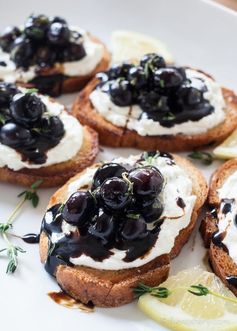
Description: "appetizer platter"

(1, 0), (237, 331)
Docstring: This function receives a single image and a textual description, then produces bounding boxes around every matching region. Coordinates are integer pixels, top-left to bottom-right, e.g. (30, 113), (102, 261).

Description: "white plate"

(0, 1), (237, 330)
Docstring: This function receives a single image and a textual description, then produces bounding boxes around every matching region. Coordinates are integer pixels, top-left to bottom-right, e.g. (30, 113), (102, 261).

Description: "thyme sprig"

(134, 283), (237, 304)
(188, 151), (215, 165)
(0, 179), (43, 273)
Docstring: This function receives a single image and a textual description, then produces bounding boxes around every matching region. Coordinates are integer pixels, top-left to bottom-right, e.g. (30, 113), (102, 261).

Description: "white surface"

(0, 1), (237, 330)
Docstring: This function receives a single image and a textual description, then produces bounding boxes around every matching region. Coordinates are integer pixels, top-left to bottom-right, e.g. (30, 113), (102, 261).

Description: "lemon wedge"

(213, 128), (237, 159)
(111, 30), (174, 65)
(138, 266), (237, 331)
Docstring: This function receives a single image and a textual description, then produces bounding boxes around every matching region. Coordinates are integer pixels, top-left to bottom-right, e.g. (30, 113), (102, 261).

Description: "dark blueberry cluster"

(96, 53), (214, 127)
(0, 82), (65, 164)
(0, 14), (86, 69)
(61, 160), (164, 245)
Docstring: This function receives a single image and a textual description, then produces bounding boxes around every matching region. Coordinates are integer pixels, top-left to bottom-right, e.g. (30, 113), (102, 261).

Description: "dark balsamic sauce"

(41, 203), (162, 276)
(29, 74), (66, 97)
(226, 276), (237, 288)
(48, 291), (94, 312)
(0, 61), (6, 66)
(221, 198), (234, 215)
(22, 233), (40, 244)
(212, 230), (229, 253)
(176, 197), (186, 209)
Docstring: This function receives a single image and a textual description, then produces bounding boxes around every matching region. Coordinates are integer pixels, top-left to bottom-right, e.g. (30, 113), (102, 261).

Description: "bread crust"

(201, 159), (237, 296)
(72, 78), (237, 151)
(18, 36), (110, 96)
(39, 154), (207, 307)
(0, 125), (98, 188)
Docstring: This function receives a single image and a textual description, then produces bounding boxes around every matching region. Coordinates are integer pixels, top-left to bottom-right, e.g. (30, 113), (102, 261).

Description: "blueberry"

(100, 177), (131, 211)
(62, 42), (86, 62)
(41, 116), (65, 139)
(121, 216), (147, 240)
(0, 122), (33, 148)
(62, 191), (96, 226)
(109, 80), (133, 107)
(24, 14), (49, 40)
(91, 163), (127, 190)
(0, 26), (21, 52)
(128, 166), (164, 201)
(108, 63), (134, 80)
(47, 22), (70, 45)
(142, 198), (163, 223)
(10, 36), (34, 68)
(140, 53), (166, 70)
(177, 84), (203, 107)
(154, 68), (184, 89)
(0, 82), (19, 107)
(10, 93), (46, 125)
(88, 210), (115, 244)
(128, 66), (147, 88)
(139, 90), (170, 113)
(50, 16), (68, 25)
(35, 46), (56, 67)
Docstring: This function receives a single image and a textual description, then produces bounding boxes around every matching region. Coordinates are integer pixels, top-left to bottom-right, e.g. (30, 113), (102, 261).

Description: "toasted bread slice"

(39, 154), (207, 307)
(72, 78), (237, 151)
(20, 36), (110, 97)
(200, 159), (237, 296)
(0, 126), (98, 188)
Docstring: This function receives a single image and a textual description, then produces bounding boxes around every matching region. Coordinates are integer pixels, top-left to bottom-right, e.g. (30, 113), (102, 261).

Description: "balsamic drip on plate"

(48, 291), (94, 312)
(21, 233), (40, 244)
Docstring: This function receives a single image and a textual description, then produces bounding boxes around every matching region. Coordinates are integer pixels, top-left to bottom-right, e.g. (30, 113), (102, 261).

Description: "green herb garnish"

(0, 180), (42, 273)
(0, 113), (6, 125)
(25, 88), (38, 94)
(134, 283), (237, 304)
(162, 112), (175, 121)
(188, 151), (215, 165)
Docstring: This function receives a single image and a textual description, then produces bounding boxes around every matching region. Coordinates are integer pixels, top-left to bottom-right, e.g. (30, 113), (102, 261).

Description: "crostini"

(0, 14), (110, 96)
(0, 82), (98, 187)
(40, 151), (207, 307)
(73, 53), (237, 151)
(201, 159), (237, 296)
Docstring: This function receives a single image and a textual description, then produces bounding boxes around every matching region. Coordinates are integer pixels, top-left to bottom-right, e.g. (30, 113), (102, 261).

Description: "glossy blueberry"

(41, 116), (65, 139)
(177, 84), (203, 107)
(153, 68), (184, 89)
(47, 22), (70, 45)
(108, 63), (134, 80)
(0, 82), (19, 107)
(91, 163), (127, 191)
(0, 26), (21, 52)
(24, 14), (49, 40)
(128, 166), (164, 200)
(128, 66), (147, 88)
(88, 210), (115, 244)
(100, 177), (131, 211)
(0, 122), (33, 147)
(50, 16), (68, 25)
(10, 93), (46, 125)
(109, 80), (133, 107)
(142, 198), (163, 223)
(140, 53), (166, 70)
(62, 191), (96, 226)
(62, 42), (86, 61)
(139, 91), (170, 113)
(121, 216), (147, 240)
(10, 36), (34, 68)
(36, 46), (56, 67)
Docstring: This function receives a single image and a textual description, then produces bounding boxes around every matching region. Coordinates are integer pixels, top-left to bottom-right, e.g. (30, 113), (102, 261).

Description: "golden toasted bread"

(39, 154), (207, 307)
(72, 78), (237, 151)
(200, 159), (237, 296)
(0, 126), (98, 188)
(21, 36), (110, 96)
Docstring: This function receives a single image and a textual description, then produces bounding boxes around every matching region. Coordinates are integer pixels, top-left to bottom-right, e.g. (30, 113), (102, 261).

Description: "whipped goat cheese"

(217, 170), (237, 264)
(0, 92), (84, 171)
(45, 154), (197, 270)
(0, 28), (103, 83)
(90, 69), (226, 136)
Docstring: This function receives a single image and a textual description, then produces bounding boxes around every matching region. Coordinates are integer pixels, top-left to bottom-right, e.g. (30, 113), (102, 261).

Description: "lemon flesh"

(213, 128), (237, 159)
(111, 30), (174, 65)
(138, 266), (237, 331)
